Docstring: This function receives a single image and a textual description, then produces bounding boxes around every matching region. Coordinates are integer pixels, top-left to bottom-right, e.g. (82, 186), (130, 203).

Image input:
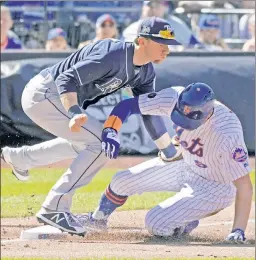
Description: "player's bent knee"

(145, 207), (160, 235)
(110, 170), (132, 195)
(145, 207), (178, 237)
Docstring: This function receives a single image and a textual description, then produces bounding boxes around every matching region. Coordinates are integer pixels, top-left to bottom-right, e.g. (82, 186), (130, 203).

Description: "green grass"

(1, 168), (255, 218)
(1, 168), (174, 218)
(1, 257), (255, 260)
(250, 169), (255, 184)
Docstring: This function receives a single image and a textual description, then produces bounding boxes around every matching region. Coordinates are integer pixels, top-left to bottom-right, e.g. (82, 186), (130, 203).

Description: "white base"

(20, 225), (68, 240)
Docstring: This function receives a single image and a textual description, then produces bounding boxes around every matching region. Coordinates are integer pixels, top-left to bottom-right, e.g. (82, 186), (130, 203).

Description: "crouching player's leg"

(145, 172), (237, 239)
(79, 157), (199, 236)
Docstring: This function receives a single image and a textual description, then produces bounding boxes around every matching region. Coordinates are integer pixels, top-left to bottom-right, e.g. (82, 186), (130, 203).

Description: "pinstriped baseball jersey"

(138, 88), (251, 184)
(138, 87), (183, 117)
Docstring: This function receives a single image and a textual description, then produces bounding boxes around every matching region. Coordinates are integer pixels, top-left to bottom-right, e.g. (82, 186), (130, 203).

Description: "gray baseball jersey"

(2, 39), (157, 212)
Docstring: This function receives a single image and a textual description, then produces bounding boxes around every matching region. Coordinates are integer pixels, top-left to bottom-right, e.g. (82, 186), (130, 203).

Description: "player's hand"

(225, 229), (246, 244)
(158, 148), (183, 163)
(101, 128), (120, 159)
(69, 114), (88, 132)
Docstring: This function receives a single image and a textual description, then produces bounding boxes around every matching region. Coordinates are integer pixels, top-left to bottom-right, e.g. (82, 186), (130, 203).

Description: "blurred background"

(1, 0), (255, 51)
(0, 0), (255, 155)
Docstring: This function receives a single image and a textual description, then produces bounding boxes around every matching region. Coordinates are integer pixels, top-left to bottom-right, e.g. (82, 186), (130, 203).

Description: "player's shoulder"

(155, 86), (183, 99)
(80, 39), (129, 65)
(84, 39), (125, 55)
(211, 101), (243, 136)
(213, 101), (241, 122)
(98, 39), (131, 51)
(156, 86), (180, 99)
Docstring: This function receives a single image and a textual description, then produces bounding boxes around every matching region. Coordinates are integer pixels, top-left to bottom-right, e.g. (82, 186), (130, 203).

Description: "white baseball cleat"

(77, 212), (108, 232)
(36, 209), (86, 237)
(1, 147), (29, 181)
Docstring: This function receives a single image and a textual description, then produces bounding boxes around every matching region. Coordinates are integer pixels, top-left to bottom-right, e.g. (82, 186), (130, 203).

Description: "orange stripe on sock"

(105, 192), (125, 205)
(105, 187), (127, 205)
(106, 186), (127, 202)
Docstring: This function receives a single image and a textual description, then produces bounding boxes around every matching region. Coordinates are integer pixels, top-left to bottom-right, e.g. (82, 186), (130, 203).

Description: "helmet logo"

(183, 105), (191, 115)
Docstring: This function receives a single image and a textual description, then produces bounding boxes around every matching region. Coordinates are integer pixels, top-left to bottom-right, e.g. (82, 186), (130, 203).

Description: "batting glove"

(171, 135), (180, 147)
(101, 128), (120, 159)
(225, 228), (246, 244)
(158, 149), (183, 163)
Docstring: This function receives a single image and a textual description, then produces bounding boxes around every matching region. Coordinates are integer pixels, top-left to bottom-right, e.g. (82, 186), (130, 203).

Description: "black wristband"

(68, 105), (83, 118)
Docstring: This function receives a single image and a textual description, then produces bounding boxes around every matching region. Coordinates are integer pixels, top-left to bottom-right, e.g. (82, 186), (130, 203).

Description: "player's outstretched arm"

(101, 97), (142, 159)
(101, 90), (181, 161)
(226, 174), (253, 243)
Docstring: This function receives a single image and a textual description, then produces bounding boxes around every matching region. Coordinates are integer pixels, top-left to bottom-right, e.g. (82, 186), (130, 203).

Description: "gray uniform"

(3, 39), (156, 212)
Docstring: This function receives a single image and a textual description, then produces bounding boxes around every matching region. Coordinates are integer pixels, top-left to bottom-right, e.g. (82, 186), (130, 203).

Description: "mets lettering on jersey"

(137, 87), (251, 183)
(180, 138), (203, 157)
(194, 160), (207, 168)
(95, 78), (122, 94)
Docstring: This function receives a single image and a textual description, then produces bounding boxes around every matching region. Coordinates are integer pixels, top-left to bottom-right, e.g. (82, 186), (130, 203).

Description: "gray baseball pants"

(6, 72), (108, 212)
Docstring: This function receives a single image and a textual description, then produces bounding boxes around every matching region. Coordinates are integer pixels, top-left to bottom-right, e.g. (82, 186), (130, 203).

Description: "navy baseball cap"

(96, 14), (116, 28)
(48, 28), (66, 40)
(137, 16), (181, 45)
(199, 15), (220, 30)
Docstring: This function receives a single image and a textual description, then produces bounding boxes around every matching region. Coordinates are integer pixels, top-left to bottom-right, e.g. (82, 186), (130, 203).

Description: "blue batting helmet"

(171, 82), (215, 130)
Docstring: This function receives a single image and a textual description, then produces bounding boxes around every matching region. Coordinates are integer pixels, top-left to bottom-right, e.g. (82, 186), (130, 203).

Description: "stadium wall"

(0, 51), (254, 153)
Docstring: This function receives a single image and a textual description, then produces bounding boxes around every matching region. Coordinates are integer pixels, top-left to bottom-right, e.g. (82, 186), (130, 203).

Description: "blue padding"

(110, 97), (140, 123)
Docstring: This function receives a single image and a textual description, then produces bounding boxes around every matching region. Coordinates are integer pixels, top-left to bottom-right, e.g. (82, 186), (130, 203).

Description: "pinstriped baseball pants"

(110, 157), (236, 237)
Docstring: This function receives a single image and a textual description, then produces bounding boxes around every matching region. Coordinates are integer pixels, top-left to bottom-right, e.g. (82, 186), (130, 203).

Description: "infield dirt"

(1, 156), (255, 259)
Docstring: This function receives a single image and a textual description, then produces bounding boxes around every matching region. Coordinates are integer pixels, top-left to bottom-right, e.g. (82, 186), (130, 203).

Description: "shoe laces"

(66, 212), (81, 226)
(76, 214), (90, 225)
(76, 213), (107, 227)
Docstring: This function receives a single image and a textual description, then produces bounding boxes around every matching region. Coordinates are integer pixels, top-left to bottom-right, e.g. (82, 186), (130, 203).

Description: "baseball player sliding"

(1, 17), (181, 236)
(81, 83), (253, 243)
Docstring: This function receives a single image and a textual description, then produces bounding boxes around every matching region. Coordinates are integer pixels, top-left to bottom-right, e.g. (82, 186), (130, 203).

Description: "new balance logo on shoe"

(36, 211), (86, 236)
(51, 213), (65, 224)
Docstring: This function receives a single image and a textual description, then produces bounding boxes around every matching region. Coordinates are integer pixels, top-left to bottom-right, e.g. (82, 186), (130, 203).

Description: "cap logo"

(141, 26), (150, 34)
(159, 25), (175, 39)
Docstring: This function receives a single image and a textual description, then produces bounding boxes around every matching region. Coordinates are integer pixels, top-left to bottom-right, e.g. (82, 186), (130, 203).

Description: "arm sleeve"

(104, 87), (179, 123)
(220, 133), (251, 182)
(133, 75), (178, 155)
(103, 89), (177, 156)
(55, 54), (113, 95)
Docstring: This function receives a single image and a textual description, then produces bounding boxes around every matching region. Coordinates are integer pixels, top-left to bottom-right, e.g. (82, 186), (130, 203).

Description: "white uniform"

(109, 87), (251, 237)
